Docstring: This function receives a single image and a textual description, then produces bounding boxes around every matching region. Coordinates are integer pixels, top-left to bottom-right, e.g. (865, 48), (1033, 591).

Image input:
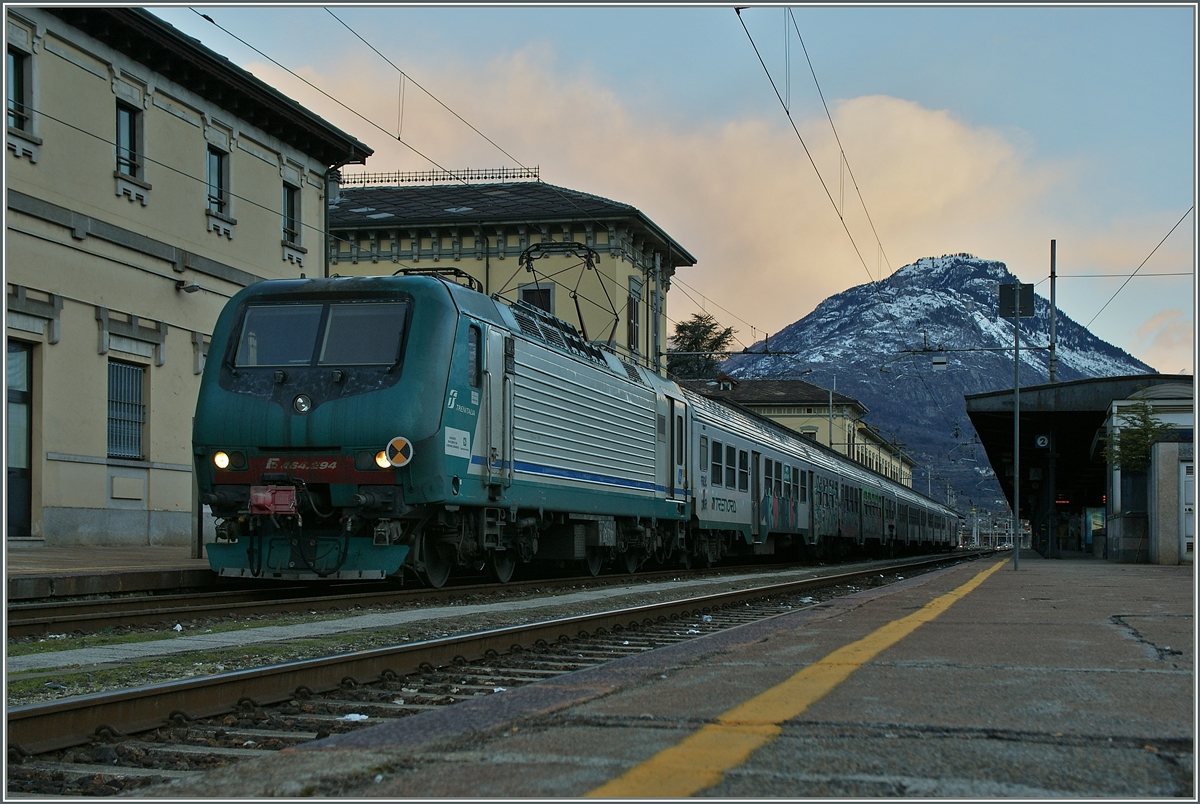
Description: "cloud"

(253, 48), (1187, 366)
(1133, 309), (1195, 374)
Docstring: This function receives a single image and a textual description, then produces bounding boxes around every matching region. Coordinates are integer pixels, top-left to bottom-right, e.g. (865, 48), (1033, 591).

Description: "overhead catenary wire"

(790, 9), (893, 279)
(320, 7), (778, 349)
(735, 7), (875, 285)
(1084, 206), (1194, 328)
(737, 8), (961, 441)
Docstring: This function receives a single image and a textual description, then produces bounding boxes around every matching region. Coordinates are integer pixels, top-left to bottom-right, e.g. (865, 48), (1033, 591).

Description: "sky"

(150, 4), (1196, 375)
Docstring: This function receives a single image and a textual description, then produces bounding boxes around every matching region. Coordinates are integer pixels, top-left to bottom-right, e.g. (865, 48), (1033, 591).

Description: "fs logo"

(446, 390), (458, 409)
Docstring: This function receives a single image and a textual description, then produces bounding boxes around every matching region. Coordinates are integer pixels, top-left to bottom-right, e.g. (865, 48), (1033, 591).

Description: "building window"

(520, 283), (553, 314)
(626, 291), (640, 354)
(207, 146), (229, 215)
(282, 182), (300, 244)
(7, 47), (30, 131)
(116, 102), (140, 178)
(107, 361), (145, 459)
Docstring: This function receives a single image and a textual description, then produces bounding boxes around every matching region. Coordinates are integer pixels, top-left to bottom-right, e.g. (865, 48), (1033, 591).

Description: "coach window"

(467, 325), (481, 387)
(764, 459), (773, 496)
(711, 440), (723, 486)
(774, 460), (783, 497)
(738, 450), (749, 492)
(782, 464), (792, 500)
(800, 469), (808, 503)
(699, 436), (708, 470)
(725, 444), (736, 488)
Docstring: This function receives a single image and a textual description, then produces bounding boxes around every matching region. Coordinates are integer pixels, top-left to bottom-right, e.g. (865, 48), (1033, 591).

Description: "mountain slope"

(720, 254), (1155, 513)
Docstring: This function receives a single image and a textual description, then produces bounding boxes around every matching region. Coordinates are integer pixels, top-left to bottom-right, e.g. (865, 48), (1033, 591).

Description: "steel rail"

(6, 565), (764, 638)
(7, 556), (922, 638)
(7, 553), (981, 756)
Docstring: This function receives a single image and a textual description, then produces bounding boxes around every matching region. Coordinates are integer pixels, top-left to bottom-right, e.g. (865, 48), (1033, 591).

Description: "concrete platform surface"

(6, 546), (211, 600)
(141, 554), (1195, 798)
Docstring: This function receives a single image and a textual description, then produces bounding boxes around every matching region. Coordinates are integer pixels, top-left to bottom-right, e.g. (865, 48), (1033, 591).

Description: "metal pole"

(1049, 240), (1057, 383)
(1013, 306), (1020, 570)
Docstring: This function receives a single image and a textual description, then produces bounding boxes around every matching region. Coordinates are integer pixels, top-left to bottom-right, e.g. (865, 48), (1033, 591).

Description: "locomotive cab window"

(319, 302), (409, 365)
(233, 300), (409, 368)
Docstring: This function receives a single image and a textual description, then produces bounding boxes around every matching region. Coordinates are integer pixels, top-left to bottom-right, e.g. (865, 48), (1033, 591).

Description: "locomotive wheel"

(623, 550), (639, 574)
(490, 549), (517, 584)
(679, 549), (693, 570)
(584, 547), (603, 577)
(422, 532), (453, 589)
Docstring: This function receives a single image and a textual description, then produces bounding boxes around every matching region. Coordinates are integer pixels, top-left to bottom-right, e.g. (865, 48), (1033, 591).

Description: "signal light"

(213, 451), (230, 469)
(375, 450), (390, 469)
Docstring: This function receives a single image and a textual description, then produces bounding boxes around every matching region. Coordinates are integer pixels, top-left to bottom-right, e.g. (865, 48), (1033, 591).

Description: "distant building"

(1105, 383), (1193, 564)
(6, 7), (371, 547)
(326, 171), (696, 373)
(965, 374), (1193, 565)
(681, 376), (915, 486)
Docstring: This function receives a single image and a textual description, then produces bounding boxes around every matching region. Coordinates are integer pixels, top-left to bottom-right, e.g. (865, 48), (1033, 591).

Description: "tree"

(1103, 400), (1172, 473)
(666, 312), (736, 379)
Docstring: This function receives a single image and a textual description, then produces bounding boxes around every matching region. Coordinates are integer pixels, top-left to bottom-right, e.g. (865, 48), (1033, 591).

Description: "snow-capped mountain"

(720, 254), (1155, 514)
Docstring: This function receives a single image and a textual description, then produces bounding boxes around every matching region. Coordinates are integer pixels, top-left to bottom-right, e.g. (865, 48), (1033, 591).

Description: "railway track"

(6, 555), (939, 639)
(6, 552), (985, 796)
(7, 564), (779, 639)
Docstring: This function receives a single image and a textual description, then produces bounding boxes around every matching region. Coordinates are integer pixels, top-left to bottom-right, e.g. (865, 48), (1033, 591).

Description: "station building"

(325, 169), (697, 374)
(683, 376), (916, 486)
(965, 374), (1193, 564)
(5, 7), (372, 548)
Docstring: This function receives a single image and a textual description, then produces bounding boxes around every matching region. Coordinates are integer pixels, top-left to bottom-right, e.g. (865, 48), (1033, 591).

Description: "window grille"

(108, 361), (145, 459)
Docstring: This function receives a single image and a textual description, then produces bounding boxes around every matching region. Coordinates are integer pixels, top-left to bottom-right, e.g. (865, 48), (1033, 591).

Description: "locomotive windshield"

(233, 301), (409, 368)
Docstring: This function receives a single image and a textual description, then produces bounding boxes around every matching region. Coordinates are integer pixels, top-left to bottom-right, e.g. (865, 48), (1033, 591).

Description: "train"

(193, 274), (961, 585)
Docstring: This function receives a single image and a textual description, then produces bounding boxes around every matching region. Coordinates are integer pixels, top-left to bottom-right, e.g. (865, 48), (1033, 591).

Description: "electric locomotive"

(194, 274), (690, 585)
(194, 273), (960, 585)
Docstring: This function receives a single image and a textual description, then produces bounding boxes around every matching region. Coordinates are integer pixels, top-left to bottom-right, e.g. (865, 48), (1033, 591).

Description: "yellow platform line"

(586, 557), (1009, 798)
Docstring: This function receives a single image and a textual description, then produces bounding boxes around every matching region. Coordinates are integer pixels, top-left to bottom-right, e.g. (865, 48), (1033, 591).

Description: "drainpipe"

(324, 166), (342, 279)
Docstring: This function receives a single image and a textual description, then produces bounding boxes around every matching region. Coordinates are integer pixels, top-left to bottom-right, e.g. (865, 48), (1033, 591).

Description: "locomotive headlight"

(213, 451), (231, 469)
(374, 450), (390, 469)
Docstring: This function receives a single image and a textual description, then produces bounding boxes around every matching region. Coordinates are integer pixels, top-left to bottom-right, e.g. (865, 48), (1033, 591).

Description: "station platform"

(5, 546), (211, 600)
(147, 551), (1194, 798)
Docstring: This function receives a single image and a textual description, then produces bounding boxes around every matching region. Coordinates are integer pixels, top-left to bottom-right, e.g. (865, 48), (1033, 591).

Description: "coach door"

(751, 451), (761, 538)
(666, 397), (686, 500)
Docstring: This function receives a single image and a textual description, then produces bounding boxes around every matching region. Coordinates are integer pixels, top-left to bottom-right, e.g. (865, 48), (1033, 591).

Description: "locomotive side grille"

(539, 323), (566, 349)
(513, 312), (543, 341)
(622, 362), (643, 384)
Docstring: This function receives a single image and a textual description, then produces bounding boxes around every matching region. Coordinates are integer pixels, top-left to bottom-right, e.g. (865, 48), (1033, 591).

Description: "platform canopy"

(965, 374), (1190, 553)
